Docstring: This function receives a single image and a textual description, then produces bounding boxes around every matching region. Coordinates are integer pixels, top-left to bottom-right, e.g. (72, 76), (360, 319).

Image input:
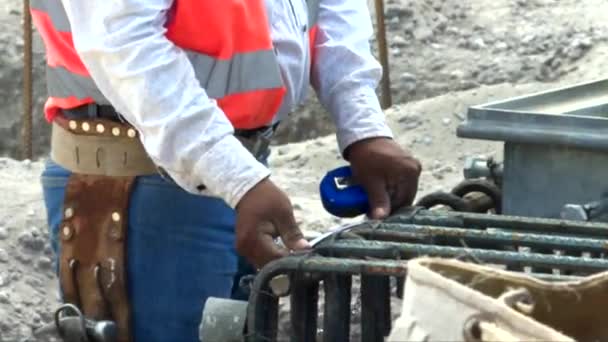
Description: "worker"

(31, 0), (422, 341)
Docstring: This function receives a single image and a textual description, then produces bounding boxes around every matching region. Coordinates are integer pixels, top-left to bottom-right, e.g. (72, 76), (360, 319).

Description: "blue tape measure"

(319, 165), (369, 218)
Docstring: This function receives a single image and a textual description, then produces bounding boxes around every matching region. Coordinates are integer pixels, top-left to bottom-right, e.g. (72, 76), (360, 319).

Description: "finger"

(250, 233), (289, 268)
(388, 176), (412, 210)
(364, 178), (391, 219)
(274, 207), (311, 251)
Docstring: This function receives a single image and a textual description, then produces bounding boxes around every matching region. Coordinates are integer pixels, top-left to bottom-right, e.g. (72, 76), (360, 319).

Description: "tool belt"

(50, 106), (274, 342)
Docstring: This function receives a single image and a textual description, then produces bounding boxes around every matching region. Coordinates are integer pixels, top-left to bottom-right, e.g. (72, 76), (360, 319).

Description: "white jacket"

(60, 0), (393, 208)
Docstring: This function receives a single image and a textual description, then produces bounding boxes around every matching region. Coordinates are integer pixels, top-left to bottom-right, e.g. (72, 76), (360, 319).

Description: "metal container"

(457, 78), (608, 219)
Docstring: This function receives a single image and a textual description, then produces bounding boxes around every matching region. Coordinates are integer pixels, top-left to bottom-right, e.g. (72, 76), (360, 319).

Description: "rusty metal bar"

(358, 225), (608, 254)
(22, 0), (33, 160)
(389, 209), (608, 238)
(373, 0), (392, 109)
(247, 257), (407, 342)
(322, 274), (351, 341)
(290, 276), (318, 342)
(316, 240), (608, 274)
(361, 275), (391, 341)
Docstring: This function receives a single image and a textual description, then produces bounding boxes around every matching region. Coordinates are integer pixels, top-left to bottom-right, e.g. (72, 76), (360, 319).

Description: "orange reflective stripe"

(30, 8), (90, 76)
(218, 88), (286, 129)
(30, 0), (70, 32)
(166, 0), (274, 58)
(309, 25), (319, 65)
(44, 96), (95, 122)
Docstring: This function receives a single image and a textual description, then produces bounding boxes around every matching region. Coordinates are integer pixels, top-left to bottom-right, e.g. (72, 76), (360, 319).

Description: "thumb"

(365, 179), (391, 219)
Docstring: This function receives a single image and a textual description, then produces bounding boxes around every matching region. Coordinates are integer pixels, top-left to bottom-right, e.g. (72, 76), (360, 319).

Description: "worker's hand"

(346, 137), (422, 219)
(234, 178), (311, 268)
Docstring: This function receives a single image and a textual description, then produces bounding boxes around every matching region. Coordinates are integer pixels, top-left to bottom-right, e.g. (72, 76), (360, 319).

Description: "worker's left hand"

(345, 137), (422, 219)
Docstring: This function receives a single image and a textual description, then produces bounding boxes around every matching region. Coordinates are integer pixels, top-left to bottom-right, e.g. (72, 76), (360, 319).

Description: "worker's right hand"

(234, 177), (311, 269)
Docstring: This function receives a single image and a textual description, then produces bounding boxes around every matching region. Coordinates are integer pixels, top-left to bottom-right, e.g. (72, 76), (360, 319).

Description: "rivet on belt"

(62, 225), (73, 240)
(112, 127), (121, 136)
(127, 128), (136, 138)
(64, 207), (74, 219)
(96, 123), (105, 134)
(68, 120), (78, 130)
(112, 212), (121, 222)
(81, 122), (90, 132)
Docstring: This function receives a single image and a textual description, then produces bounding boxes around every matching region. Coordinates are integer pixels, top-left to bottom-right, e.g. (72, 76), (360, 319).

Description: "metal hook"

(54, 303), (87, 340)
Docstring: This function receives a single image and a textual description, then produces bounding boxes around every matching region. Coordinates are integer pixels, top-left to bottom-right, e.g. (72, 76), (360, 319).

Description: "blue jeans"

(41, 159), (254, 341)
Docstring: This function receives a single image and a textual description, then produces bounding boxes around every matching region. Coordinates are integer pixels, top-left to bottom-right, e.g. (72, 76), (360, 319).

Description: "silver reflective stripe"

(307, 0), (320, 27)
(47, 49), (283, 102)
(30, 0), (71, 32)
(46, 66), (110, 104)
(186, 49), (283, 98)
(40, 1), (285, 101)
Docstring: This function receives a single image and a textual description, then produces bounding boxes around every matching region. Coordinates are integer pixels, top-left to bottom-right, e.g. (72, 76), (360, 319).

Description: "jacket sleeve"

(310, 0), (394, 155)
(59, 0), (270, 208)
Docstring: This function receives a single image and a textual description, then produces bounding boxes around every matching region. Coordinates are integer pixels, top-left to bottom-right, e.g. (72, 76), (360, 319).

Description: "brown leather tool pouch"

(50, 115), (156, 342)
(58, 174), (135, 342)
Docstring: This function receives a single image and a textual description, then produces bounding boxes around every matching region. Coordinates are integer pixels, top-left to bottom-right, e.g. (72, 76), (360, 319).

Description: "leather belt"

(52, 105), (275, 178)
(62, 104), (278, 140)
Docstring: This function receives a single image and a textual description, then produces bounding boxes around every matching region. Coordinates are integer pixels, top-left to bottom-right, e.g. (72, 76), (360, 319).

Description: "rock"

(11, 270), (23, 282)
(494, 41), (509, 51)
(450, 70), (465, 79)
(413, 27), (434, 42)
(0, 226), (8, 240)
(0, 248), (8, 263)
(468, 37), (486, 50)
(17, 231), (45, 252)
(385, 6), (413, 20)
(399, 72), (417, 93)
(0, 272), (9, 287)
(399, 72), (417, 84)
(36, 256), (53, 270)
(0, 291), (9, 304)
(26, 277), (42, 288)
(391, 35), (408, 48)
(422, 136), (433, 145)
(442, 118), (451, 125)
(445, 26), (460, 36)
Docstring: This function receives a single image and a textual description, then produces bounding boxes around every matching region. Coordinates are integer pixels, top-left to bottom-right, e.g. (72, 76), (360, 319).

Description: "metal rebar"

(316, 240), (608, 274)
(389, 209), (608, 238)
(22, 0), (33, 160)
(362, 225), (608, 254)
(247, 257), (407, 342)
(290, 276), (318, 342)
(373, 0), (392, 109)
(323, 274), (351, 342)
(361, 275), (390, 342)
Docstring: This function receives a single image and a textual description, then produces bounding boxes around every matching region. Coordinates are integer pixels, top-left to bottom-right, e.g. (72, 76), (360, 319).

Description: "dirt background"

(1, 0), (608, 340)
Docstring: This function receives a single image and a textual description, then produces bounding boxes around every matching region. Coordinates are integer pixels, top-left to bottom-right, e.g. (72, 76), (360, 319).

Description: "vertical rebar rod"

(290, 277), (319, 342)
(374, 0), (392, 109)
(323, 274), (351, 342)
(22, 0), (33, 160)
(361, 275), (391, 341)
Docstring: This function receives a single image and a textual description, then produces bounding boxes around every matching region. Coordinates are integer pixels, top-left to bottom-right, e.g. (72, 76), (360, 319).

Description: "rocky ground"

(1, 0), (608, 341)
